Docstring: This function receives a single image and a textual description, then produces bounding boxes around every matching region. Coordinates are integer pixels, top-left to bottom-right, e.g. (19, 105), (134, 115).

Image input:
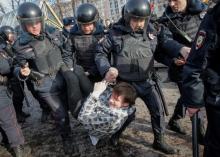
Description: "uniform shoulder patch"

(195, 30), (206, 50)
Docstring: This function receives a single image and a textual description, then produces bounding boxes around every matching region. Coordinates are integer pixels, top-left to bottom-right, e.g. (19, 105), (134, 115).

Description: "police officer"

(0, 28), (31, 157)
(182, 2), (220, 156)
(95, 0), (176, 154)
(62, 17), (75, 39)
(62, 16), (93, 114)
(0, 25), (31, 123)
(64, 3), (105, 83)
(13, 2), (77, 155)
(157, 0), (207, 140)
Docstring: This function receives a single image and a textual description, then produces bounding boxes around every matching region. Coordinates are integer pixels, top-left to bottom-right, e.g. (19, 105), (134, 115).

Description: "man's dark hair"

(113, 82), (137, 105)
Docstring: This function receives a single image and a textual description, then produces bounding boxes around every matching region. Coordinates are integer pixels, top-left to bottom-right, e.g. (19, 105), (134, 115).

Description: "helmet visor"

(18, 16), (44, 25)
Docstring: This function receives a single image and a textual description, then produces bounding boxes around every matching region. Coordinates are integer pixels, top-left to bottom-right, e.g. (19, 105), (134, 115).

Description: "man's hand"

(92, 81), (108, 98)
(20, 63), (31, 77)
(180, 46), (191, 61)
(187, 107), (200, 117)
(105, 67), (118, 83)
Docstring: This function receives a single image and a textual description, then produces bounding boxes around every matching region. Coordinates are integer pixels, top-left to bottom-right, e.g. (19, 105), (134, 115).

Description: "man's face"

(7, 33), (15, 44)
(64, 25), (74, 32)
(129, 18), (146, 32)
(168, 0), (187, 13)
(108, 92), (129, 109)
(81, 23), (95, 34)
(25, 21), (42, 36)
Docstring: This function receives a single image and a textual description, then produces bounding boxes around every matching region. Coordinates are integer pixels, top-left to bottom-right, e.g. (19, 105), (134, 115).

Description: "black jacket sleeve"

(62, 35), (74, 69)
(95, 33), (113, 77)
(182, 13), (216, 108)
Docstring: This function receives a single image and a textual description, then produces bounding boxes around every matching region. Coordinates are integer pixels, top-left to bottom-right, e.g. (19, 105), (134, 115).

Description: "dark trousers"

(62, 65), (93, 114)
(31, 72), (71, 138)
(10, 77), (51, 114)
(204, 106), (220, 157)
(0, 104), (24, 147)
(132, 81), (165, 136)
(10, 77), (24, 115)
(26, 79), (51, 113)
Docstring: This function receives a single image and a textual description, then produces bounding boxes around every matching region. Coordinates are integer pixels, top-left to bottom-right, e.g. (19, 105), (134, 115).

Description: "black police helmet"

(17, 2), (44, 32)
(0, 26), (15, 42)
(63, 17), (75, 26)
(76, 3), (99, 24)
(124, 0), (151, 22)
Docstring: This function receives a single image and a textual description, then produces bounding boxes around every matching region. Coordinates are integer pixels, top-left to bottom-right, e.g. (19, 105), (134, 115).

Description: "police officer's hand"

(174, 57), (186, 66)
(85, 71), (90, 76)
(187, 107), (200, 117)
(180, 46), (191, 61)
(105, 67), (118, 83)
(20, 63), (31, 76)
(92, 81), (108, 99)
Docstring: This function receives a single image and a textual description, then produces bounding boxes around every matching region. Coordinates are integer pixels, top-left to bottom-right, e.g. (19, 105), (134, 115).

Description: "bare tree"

(56, 0), (64, 19)
(10, 0), (26, 11)
(71, 0), (76, 16)
(0, 2), (6, 15)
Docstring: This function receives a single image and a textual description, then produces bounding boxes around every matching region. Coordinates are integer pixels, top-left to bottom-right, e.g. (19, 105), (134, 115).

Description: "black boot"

(40, 110), (50, 123)
(153, 134), (176, 154)
(168, 118), (186, 135)
(12, 145), (31, 157)
(197, 119), (206, 145)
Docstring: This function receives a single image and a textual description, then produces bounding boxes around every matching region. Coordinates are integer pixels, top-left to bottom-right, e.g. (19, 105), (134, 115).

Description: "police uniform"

(0, 45), (25, 148)
(182, 3), (220, 156)
(95, 3), (175, 152)
(63, 3), (105, 83)
(0, 26), (30, 123)
(68, 24), (105, 82)
(157, 0), (207, 138)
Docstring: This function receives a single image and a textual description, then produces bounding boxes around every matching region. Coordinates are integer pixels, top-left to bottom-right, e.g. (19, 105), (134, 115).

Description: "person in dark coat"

(182, 2), (220, 156)
(156, 0), (207, 143)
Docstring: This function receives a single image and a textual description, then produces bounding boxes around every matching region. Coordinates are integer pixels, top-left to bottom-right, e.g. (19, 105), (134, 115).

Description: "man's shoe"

(168, 119), (187, 135)
(12, 145), (31, 157)
(153, 134), (176, 154)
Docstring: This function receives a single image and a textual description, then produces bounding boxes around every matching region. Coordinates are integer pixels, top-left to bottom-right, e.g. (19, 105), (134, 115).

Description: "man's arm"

(157, 23), (187, 59)
(181, 13), (215, 116)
